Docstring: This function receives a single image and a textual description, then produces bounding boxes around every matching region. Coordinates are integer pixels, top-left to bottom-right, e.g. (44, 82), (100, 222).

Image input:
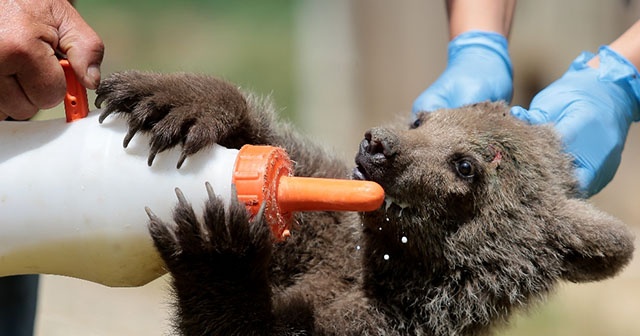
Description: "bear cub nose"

(361, 128), (398, 161)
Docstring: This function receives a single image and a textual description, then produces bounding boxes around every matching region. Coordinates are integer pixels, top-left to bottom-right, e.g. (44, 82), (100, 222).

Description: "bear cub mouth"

(352, 135), (387, 183)
(352, 161), (370, 181)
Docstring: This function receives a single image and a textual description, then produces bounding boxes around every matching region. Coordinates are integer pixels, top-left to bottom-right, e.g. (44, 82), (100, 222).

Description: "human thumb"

(54, 2), (104, 89)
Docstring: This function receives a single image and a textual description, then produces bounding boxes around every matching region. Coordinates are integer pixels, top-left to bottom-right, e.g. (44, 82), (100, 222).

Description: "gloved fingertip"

(510, 106), (550, 125)
(411, 100), (424, 115)
(509, 106), (528, 120)
(412, 94), (449, 114)
(412, 99), (430, 114)
(574, 167), (598, 198)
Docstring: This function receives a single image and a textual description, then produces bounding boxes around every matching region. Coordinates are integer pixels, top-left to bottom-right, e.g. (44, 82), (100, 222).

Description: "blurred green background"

(45, 0), (298, 121)
(36, 1), (640, 336)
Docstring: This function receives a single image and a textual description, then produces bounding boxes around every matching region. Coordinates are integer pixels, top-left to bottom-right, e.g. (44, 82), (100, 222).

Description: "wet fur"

(96, 71), (634, 336)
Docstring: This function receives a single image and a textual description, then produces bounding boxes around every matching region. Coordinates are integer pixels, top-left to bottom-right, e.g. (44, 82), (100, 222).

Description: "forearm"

(588, 20), (640, 70)
(446, 0), (516, 39)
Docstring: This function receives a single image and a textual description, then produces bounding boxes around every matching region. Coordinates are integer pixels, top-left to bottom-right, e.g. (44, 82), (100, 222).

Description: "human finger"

(0, 75), (39, 120)
(55, 3), (105, 89)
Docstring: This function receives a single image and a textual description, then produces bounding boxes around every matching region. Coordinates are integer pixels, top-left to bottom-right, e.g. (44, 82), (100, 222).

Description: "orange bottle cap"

(233, 145), (293, 241)
(232, 145), (385, 241)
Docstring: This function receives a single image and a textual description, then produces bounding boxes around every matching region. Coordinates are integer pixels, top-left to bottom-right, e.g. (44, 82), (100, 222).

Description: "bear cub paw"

(145, 182), (272, 280)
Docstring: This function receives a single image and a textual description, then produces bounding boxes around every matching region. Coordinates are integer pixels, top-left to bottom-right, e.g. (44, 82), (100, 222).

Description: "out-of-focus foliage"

(69, 0), (297, 120)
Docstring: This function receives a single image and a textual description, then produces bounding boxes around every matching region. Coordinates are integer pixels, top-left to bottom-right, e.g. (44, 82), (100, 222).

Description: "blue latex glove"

(412, 30), (513, 114)
(511, 46), (640, 197)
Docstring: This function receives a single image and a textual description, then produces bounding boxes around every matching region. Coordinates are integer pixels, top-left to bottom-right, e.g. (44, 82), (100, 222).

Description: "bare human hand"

(0, 0), (104, 120)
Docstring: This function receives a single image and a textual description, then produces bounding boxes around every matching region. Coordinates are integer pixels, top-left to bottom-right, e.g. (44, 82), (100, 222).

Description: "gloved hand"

(412, 30), (513, 114)
(511, 46), (640, 197)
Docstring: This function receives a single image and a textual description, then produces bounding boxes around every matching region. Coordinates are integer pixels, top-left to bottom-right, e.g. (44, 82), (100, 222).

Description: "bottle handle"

(59, 59), (89, 122)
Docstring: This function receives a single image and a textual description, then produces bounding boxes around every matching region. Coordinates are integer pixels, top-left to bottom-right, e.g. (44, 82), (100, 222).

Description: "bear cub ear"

(554, 198), (634, 283)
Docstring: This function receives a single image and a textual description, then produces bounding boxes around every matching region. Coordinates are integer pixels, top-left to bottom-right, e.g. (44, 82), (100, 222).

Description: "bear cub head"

(353, 101), (634, 333)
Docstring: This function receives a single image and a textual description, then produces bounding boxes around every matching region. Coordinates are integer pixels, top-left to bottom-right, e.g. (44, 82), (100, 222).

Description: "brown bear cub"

(96, 71), (634, 336)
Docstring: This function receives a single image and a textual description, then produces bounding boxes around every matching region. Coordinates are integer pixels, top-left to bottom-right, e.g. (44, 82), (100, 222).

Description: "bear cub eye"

(410, 118), (423, 129)
(410, 113), (428, 129)
(455, 159), (475, 179)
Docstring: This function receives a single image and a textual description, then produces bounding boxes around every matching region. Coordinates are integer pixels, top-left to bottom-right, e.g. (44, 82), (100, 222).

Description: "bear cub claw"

(146, 182), (272, 277)
(95, 71), (248, 168)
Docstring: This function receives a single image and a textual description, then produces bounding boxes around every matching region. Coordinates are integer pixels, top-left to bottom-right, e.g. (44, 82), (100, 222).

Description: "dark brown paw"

(146, 183), (272, 278)
(95, 71), (248, 168)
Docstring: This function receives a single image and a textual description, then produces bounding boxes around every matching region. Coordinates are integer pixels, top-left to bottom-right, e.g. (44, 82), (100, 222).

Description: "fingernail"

(86, 64), (101, 89)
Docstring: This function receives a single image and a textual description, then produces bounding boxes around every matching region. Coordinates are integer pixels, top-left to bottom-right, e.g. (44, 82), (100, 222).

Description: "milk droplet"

(378, 227), (383, 231)
(401, 236), (408, 244)
(356, 245), (361, 250)
(385, 216), (390, 222)
(383, 254), (390, 260)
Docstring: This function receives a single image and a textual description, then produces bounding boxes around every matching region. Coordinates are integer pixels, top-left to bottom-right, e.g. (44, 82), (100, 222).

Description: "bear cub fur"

(95, 71), (634, 336)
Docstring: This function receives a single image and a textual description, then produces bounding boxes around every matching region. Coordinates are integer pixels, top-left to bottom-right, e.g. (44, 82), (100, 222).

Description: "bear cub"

(95, 71), (634, 336)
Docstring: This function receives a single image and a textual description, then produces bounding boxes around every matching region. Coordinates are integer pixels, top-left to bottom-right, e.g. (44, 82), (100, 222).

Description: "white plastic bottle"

(0, 112), (239, 287)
